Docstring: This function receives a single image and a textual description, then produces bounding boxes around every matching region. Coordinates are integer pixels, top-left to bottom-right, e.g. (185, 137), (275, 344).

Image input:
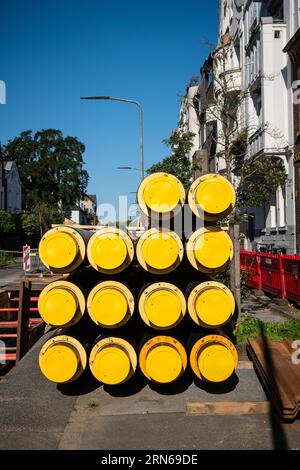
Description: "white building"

(178, 83), (200, 162)
(0, 161), (22, 214)
(181, 0), (299, 254)
(70, 194), (97, 225)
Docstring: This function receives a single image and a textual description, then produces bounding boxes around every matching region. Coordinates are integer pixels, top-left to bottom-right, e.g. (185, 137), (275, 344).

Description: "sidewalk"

(1, 334), (300, 450)
(0, 264), (22, 290)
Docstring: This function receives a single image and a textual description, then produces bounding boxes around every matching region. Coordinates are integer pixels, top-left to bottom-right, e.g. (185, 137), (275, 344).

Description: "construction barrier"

(38, 172), (238, 386)
(241, 250), (300, 303)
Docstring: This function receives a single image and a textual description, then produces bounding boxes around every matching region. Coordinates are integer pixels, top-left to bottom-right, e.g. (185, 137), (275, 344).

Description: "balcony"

(248, 128), (265, 156)
(219, 67), (242, 93)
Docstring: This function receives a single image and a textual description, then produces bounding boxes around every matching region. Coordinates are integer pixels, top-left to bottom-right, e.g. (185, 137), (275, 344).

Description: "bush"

(0, 210), (15, 233)
(235, 314), (300, 343)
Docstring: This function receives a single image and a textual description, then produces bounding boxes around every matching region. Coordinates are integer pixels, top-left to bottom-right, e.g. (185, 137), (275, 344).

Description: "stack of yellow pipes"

(37, 172), (238, 387)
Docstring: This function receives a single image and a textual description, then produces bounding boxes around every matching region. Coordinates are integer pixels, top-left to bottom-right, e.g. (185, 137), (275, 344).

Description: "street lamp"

(80, 95), (144, 180)
(116, 166), (140, 172)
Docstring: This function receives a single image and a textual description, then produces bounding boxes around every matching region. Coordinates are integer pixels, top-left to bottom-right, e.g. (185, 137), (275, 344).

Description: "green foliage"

(0, 252), (19, 265)
(21, 211), (40, 238)
(236, 155), (288, 207)
(4, 129), (89, 217)
(0, 210), (15, 233)
(235, 314), (300, 343)
(214, 268), (252, 302)
(147, 131), (195, 189)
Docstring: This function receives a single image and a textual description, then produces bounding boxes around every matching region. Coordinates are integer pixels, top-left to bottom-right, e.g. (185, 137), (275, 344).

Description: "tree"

(4, 129), (89, 227)
(147, 130), (196, 189)
(0, 210), (15, 234)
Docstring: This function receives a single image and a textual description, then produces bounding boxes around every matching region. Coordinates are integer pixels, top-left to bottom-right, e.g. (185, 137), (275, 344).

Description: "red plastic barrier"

(281, 255), (300, 303)
(240, 250), (261, 290)
(260, 253), (285, 298)
(241, 251), (300, 302)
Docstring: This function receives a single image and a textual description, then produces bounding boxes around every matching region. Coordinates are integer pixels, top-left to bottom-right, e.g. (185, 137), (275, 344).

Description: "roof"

(3, 161), (13, 171)
(87, 194), (97, 202)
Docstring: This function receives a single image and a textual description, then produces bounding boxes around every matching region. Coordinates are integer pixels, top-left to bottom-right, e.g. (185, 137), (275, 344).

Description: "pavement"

(1, 334), (300, 450)
(242, 292), (300, 323)
(0, 263), (22, 289)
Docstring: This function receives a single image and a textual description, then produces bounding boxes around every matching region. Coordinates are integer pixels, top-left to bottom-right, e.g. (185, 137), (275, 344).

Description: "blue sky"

(0, 0), (219, 219)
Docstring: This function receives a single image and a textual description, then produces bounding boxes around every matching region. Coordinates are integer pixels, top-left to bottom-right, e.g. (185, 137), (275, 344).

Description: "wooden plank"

(248, 337), (300, 418)
(51, 224), (98, 230)
(16, 280), (31, 361)
(186, 401), (271, 416)
(237, 360), (254, 370)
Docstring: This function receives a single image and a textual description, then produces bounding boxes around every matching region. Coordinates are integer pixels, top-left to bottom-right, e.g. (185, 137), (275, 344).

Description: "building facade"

(283, 1), (300, 253)
(70, 194), (97, 225)
(181, 0), (300, 254)
(0, 161), (22, 214)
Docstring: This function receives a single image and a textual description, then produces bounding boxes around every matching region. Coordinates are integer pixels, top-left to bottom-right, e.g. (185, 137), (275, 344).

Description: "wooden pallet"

(0, 280), (45, 377)
(247, 337), (300, 420)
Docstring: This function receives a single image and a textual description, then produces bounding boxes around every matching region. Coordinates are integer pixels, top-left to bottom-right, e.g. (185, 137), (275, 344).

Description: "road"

(1, 333), (300, 450)
(0, 264), (22, 290)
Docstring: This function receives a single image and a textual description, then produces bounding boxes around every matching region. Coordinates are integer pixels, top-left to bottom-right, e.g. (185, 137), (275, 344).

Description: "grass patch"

(0, 252), (13, 265)
(87, 401), (99, 409)
(235, 314), (300, 343)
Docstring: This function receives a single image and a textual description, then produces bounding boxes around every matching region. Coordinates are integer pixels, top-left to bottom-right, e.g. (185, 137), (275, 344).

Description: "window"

(274, 30), (281, 38)
(269, 193), (277, 228)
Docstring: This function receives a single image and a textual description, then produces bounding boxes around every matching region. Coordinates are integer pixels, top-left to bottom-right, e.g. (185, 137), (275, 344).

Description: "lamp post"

(116, 166), (140, 172)
(80, 96), (144, 180)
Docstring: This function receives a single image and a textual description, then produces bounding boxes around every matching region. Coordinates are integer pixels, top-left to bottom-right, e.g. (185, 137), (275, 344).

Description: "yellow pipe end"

(87, 228), (134, 274)
(89, 337), (137, 385)
(190, 335), (238, 383)
(39, 227), (86, 272)
(138, 172), (185, 218)
(87, 281), (134, 328)
(187, 227), (233, 272)
(137, 229), (183, 274)
(139, 336), (187, 383)
(39, 335), (87, 383)
(188, 174), (236, 220)
(38, 281), (85, 327)
(139, 283), (186, 329)
(188, 281), (235, 327)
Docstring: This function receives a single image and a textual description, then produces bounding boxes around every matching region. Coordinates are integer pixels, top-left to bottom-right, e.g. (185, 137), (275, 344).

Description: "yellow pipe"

(139, 336), (187, 383)
(186, 226), (233, 273)
(139, 282), (186, 329)
(187, 281), (235, 328)
(137, 172), (185, 219)
(39, 226), (91, 273)
(89, 337), (137, 385)
(136, 228), (183, 274)
(39, 335), (87, 384)
(87, 227), (134, 274)
(38, 280), (85, 327)
(190, 335), (238, 383)
(87, 281), (134, 328)
(188, 174), (236, 221)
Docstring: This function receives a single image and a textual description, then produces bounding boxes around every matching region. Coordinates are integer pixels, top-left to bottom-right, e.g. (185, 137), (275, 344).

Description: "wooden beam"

(16, 280), (31, 361)
(186, 401), (271, 416)
(237, 360), (254, 370)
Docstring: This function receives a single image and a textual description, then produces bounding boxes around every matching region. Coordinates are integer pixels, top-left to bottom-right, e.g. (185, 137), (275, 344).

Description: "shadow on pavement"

(104, 369), (148, 397)
(259, 324), (288, 450)
(57, 369), (101, 396)
(193, 372), (239, 394)
(148, 369), (193, 395)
